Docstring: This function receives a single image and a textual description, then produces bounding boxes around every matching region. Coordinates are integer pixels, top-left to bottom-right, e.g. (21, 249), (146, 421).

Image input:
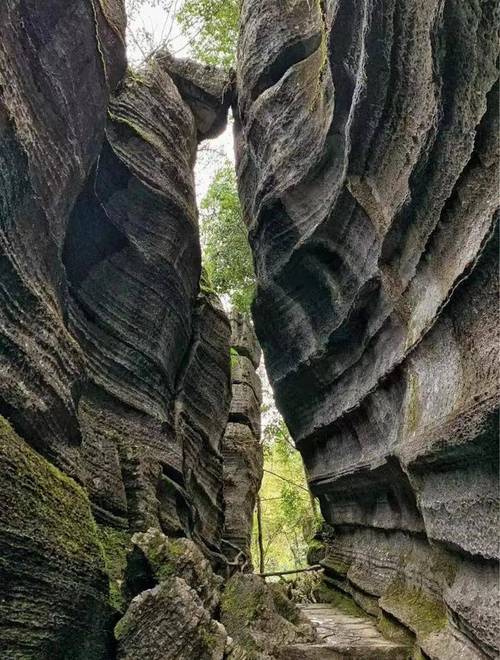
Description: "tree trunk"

(257, 565), (323, 578)
(256, 494), (265, 574)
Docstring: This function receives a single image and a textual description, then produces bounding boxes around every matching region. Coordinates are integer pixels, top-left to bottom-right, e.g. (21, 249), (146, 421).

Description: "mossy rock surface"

(221, 574), (316, 658)
(129, 528), (223, 614)
(98, 524), (132, 612)
(380, 581), (448, 640)
(0, 416), (113, 658)
(115, 578), (228, 660)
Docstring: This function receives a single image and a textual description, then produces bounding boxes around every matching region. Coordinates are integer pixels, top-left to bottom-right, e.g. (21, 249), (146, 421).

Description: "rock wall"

(0, 1), (239, 654)
(222, 312), (263, 568)
(235, 1), (499, 657)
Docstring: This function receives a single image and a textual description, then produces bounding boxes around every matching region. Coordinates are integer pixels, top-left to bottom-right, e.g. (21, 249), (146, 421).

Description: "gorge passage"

(0, 1), (498, 659)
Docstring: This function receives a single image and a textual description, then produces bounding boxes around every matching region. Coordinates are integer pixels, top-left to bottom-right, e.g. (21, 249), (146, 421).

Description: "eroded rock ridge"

(235, 1), (499, 657)
(0, 1), (257, 655)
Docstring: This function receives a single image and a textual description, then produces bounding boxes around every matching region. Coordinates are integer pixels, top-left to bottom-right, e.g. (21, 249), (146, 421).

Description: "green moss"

(308, 539), (325, 552)
(114, 609), (133, 641)
(269, 584), (300, 624)
(381, 581), (448, 639)
(200, 266), (218, 297)
(406, 371), (422, 433)
(125, 65), (156, 88)
(0, 415), (104, 562)
(230, 347), (240, 369)
(145, 534), (181, 580)
(0, 415), (113, 657)
(321, 556), (350, 577)
(222, 577), (265, 626)
(89, 0), (108, 85)
(317, 583), (366, 617)
(221, 576), (271, 656)
(377, 612), (415, 647)
(199, 626), (220, 651)
(98, 525), (132, 612)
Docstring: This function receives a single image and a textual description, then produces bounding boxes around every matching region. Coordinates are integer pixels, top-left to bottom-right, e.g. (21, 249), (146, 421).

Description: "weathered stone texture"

(156, 50), (235, 141)
(221, 573), (316, 658)
(175, 292), (232, 554)
(64, 61), (205, 538)
(0, 0), (126, 479)
(0, 416), (112, 657)
(236, 0), (499, 656)
(222, 313), (263, 568)
(116, 579), (228, 660)
(116, 528), (233, 660)
(0, 2), (235, 655)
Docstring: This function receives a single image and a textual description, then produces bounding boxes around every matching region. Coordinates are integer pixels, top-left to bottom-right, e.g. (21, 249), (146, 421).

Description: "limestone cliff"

(0, 0), (239, 654)
(236, 1), (499, 657)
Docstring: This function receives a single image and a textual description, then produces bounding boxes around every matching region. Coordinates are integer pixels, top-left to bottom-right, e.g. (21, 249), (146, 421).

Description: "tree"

(125, 0), (180, 62)
(125, 0), (239, 68)
(251, 420), (321, 573)
(177, 0), (239, 69)
(200, 160), (255, 313)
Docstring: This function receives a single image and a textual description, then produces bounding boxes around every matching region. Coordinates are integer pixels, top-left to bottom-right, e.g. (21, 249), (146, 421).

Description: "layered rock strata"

(0, 1), (237, 654)
(0, 0), (126, 480)
(115, 529), (230, 660)
(115, 528), (313, 660)
(222, 312), (263, 568)
(236, 0), (499, 657)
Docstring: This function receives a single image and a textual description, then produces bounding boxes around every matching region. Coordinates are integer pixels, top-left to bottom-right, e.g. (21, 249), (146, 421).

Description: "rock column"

(222, 312), (263, 569)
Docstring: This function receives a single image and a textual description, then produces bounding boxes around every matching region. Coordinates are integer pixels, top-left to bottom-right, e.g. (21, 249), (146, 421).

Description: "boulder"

(116, 578), (228, 660)
(128, 528), (223, 615)
(221, 574), (316, 658)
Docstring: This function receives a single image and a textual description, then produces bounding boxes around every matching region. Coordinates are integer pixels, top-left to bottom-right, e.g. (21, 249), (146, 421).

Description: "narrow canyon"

(0, 0), (498, 659)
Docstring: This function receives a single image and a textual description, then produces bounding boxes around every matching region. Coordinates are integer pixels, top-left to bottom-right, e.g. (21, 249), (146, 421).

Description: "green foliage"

(177, 0), (239, 69)
(126, 0), (238, 68)
(201, 160), (255, 313)
(230, 347), (240, 369)
(252, 420), (321, 573)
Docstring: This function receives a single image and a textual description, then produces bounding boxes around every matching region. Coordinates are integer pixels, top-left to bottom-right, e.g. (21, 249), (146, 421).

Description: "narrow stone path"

(282, 603), (409, 659)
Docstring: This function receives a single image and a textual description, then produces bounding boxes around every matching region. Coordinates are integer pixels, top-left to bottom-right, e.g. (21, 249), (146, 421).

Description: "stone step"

(280, 604), (409, 659)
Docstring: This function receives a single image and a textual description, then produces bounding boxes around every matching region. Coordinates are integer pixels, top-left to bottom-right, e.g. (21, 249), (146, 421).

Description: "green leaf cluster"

(201, 160), (255, 313)
(177, 0), (239, 69)
(252, 420), (321, 573)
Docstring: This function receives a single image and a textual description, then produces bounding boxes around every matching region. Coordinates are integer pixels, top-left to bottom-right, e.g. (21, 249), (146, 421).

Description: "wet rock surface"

(236, 0), (499, 657)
